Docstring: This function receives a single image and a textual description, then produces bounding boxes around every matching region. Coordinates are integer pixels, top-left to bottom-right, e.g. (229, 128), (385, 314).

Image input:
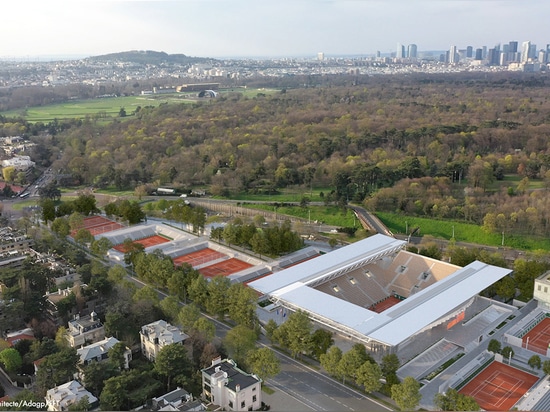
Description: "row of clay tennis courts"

(76, 216), (258, 278)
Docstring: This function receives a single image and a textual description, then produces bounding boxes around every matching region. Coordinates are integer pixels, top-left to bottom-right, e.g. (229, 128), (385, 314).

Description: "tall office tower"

(482, 46), (487, 59)
(521, 41), (531, 62)
(407, 44), (417, 59)
(475, 48), (483, 60)
(396, 43), (405, 59)
(487, 48), (500, 66)
(502, 44), (510, 54)
(317, 52), (324, 61)
(538, 50), (546, 63)
(466, 46), (473, 58)
(449, 45), (458, 63)
(509, 41), (518, 53)
(499, 52), (507, 66)
(529, 44), (537, 59)
(376, 50), (381, 58)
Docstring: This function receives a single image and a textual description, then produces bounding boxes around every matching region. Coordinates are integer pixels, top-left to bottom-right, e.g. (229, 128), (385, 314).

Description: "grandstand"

(249, 234), (512, 355)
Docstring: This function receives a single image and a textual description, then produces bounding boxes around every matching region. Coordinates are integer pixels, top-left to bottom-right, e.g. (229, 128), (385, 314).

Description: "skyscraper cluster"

(393, 40), (548, 67)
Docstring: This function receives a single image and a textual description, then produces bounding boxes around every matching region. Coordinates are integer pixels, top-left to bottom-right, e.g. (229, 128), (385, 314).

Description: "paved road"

(262, 348), (391, 412)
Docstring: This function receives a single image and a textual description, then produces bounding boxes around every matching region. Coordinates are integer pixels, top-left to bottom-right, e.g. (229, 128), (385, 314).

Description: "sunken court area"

(313, 250), (459, 312)
(99, 220), (264, 281)
(458, 361), (538, 411)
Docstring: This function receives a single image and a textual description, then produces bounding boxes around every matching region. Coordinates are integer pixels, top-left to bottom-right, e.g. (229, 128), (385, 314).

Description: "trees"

(51, 217), (70, 237)
(154, 343), (192, 392)
(487, 339), (501, 354)
(501, 346), (514, 361)
(356, 361), (383, 393)
(227, 283), (259, 328)
(0, 348), (22, 373)
(40, 198), (56, 224)
(320, 346), (343, 379)
(337, 344), (373, 385)
(223, 325), (257, 365)
(246, 347), (281, 382)
(36, 346), (79, 392)
(433, 388), (480, 411)
(205, 276), (231, 319)
(391, 376), (422, 411)
(100, 370), (163, 411)
(273, 310), (313, 359)
(528, 354), (542, 370)
(310, 328), (334, 360)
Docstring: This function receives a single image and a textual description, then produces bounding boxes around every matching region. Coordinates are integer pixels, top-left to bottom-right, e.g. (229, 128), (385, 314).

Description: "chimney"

(236, 384), (240, 392)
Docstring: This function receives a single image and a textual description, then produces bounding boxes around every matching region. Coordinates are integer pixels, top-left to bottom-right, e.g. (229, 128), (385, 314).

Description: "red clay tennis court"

(112, 235), (170, 252)
(71, 216), (125, 237)
(522, 317), (550, 355)
(199, 258), (253, 278)
(459, 361), (538, 411)
(370, 296), (401, 313)
(173, 248), (226, 267)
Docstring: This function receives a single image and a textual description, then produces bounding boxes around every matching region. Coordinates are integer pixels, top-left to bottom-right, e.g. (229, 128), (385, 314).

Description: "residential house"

(143, 387), (205, 411)
(45, 380), (98, 411)
(140, 320), (188, 362)
(66, 312), (105, 348)
(77, 336), (132, 368)
(201, 358), (262, 411)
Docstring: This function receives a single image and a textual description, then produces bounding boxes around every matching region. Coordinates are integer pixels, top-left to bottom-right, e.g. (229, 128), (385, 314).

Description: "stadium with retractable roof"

(249, 234), (513, 357)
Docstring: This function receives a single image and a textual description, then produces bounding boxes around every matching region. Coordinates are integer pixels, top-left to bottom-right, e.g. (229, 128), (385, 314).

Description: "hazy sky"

(2, 0), (548, 59)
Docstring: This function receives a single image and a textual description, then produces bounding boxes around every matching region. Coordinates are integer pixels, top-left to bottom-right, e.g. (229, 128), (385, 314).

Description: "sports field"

(370, 296), (400, 313)
(172, 248), (226, 267)
(112, 234), (170, 252)
(199, 258), (253, 278)
(71, 215), (124, 237)
(522, 317), (550, 354)
(459, 361), (538, 411)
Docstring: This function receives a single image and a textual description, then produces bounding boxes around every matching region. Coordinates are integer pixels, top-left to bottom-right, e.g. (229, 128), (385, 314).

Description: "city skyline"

(2, 0), (549, 60)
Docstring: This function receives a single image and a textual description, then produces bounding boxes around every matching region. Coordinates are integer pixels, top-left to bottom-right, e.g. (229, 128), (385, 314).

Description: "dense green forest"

(4, 72), (550, 239)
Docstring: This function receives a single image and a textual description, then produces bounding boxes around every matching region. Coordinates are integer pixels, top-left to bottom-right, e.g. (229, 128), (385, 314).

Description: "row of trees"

(210, 218), (303, 257)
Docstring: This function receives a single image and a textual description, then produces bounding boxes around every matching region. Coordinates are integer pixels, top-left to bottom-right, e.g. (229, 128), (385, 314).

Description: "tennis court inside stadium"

(199, 258), (253, 278)
(172, 248), (226, 267)
(458, 361), (538, 411)
(112, 234), (170, 252)
(370, 296), (401, 313)
(71, 215), (125, 237)
(522, 317), (550, 355)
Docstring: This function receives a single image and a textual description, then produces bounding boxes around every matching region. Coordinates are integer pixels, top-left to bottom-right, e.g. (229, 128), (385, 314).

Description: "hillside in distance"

(85, 50), (217, 65)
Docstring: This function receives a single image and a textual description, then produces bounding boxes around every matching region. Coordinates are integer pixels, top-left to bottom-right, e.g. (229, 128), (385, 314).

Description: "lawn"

(1, 88), (282, 123)
(1, 95), (187, 123)
(375, 211), (550, 251)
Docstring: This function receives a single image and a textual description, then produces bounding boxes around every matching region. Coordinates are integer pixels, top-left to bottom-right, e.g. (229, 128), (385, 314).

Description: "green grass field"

(1, 88), (282, 123)
(375, 211), (550, 251)
(0, 95), (190, 122)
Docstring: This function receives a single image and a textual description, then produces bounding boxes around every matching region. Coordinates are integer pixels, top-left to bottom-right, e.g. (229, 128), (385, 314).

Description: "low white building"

(140, 320), (188, 361)
(45, 380), (98, 411)
(1, 155), (35, 171)
(201, 358), (262, 411)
